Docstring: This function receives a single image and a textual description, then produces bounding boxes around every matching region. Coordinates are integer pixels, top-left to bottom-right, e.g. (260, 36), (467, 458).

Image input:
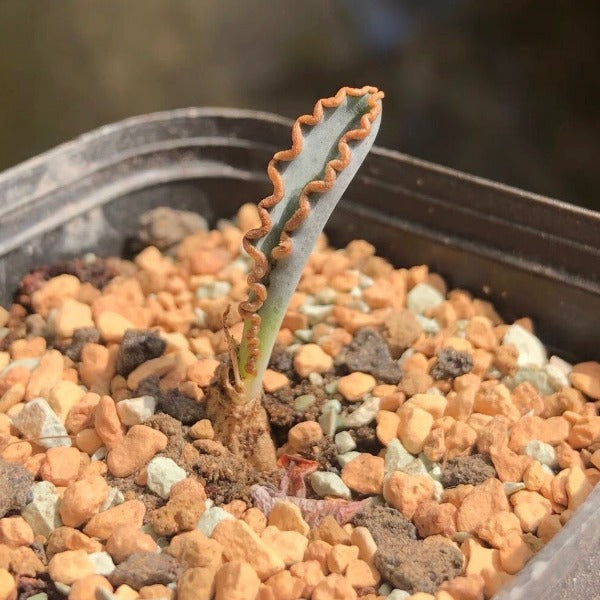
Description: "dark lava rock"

(440, 454), (496, 488)
(108, 552), (181, 588)
(347, 425), (383, 455)
(117, 329), (166, 376)
(352, 505), (416, 549)
(65, 327), (100, 361)
(139, 206), (208, 251)
(431, 347), (473, 380)
(375, 539), (464, 594)
(0, 459), (33, 517)
(135, 377), (205, 425)
(336, 328), (402, 384)
(268, 344), (295, 378)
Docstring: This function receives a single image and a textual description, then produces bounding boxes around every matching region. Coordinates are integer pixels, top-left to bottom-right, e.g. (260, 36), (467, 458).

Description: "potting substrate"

(0, 204), (599, 600)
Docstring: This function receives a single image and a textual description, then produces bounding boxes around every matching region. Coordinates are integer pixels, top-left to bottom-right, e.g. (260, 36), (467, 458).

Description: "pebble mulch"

(0, 204), (599, 600)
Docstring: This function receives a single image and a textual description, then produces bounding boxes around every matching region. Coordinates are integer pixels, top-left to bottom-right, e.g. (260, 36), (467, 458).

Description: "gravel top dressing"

(0, 205), (599, 600)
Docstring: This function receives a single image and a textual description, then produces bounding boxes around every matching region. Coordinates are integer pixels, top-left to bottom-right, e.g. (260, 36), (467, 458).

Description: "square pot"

(0, 108), (599, 599)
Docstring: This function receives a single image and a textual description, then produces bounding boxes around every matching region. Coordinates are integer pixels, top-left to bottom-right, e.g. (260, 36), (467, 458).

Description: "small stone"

(84, 500), (146, 540)
(262, 369), (290, 393)
(89, 551), (116, 576)
(39, 446), (81, 487)
(115, 396), (156, 426)
(407, 283), (444, 314)
(337, 451), (361, 467)
(336, 328), (402, 384)
(311, 573), (358, 600)
(327, 543), (359, 574)
(440, 454), (496, 488)
(339, 396), (380, 429)
(189, 419), (215, 440)
(503, 324), (547, 368)
(106, 425), (168, 478)
(177, 566), (218, 600)
(510, 491), (552, 532)
(431, 348), (473, 380)
(146, 457), (187, 499)
(47, 380), (86, 423)
(212, 519), (285, 580)
(265, 568), (307, 600)
(187, 359), (220, 387)
(0, 516), (33, 547)
(215, 561), (260, 600)
(337, 372), (376, 402)
(97, 312), (136, 344)
(106, 524), (158, 564)
(383, 472), (434, 519)
(115, 330), (166, 377)
(51, 298), (95, 338)
(196, 506), (234, 537)
(498, 533), (533, 574)
(64, 327), (101, 362)
(384, 438), (415, 474)
(311, 516), (351, 546)
(569, 361), (600, 400)
(397, 405), (433, 454)
(268, 501), (310, 536)
(375, 539), (463, 595)
(0, 569), (15, 600)
(522, 440), (558, 468)
(67, 574), (113, 600)
(288, 421), (323, 453)
(94, 395), (124, 450)
(310, 471), (351, 499)
(293, 344), (333, 377)
(0, 459), (33, 518)
(341, 454), (384, 495)
(412, 501), (457, 538)
(477, 511), (522, 549)
(108, 552), (181, 589)
(46, 527), (103, 557)
(350, 526), (377, 564)
(12, 397), (71, 448)
(261, 526), (308, 567)
(334, 431), (356, 454)
(376, 410), (401, 447)
(456, 479), (509, 534)
(383, 310), (423, 358)
(60, 474), (109, 528)
(345, 558), (380, 588)
(21, 481), (61, 537)
(48, 549), (95, 585)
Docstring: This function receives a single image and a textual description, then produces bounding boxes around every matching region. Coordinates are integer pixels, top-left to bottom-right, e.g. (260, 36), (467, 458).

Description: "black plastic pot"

(0, 108), (599, 599)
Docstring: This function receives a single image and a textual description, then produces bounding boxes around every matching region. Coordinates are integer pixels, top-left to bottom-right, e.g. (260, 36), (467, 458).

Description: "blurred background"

(1, 0), (599, 210)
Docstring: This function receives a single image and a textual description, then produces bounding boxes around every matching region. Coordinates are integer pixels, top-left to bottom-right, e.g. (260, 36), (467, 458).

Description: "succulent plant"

(206, 85), (383, 470)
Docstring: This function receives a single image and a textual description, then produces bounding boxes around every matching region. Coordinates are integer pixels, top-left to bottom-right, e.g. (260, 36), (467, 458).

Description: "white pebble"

(308, 372), (324, 386)
(388, 591), (411, 600)
(146, 457), (187, 499)
(12, 397), (71, 448)
(523, 440), (558, 468)
(407, 283), (444, 314)
(310, 471), (351, 499)
(116, 395), (156, 426)
(503, 481), (526, 495)
(415, 314), (441, 334)
(21, 481), (62, 537)
(334, 431), (357, 453)
(0, 357), (40, 376)
(89, 551), (115, 576)
(400, 458), (429, 476)
(300, 304), (333, 324)
(197, 506), (234, 537)
(339, 396), (380, 428)
(384, 438), (415, 474)
(337, 451), (361, 467)
(100, 487), (124, 512)
(314, 287), (337, 304)
(503, 324), (547, 368)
